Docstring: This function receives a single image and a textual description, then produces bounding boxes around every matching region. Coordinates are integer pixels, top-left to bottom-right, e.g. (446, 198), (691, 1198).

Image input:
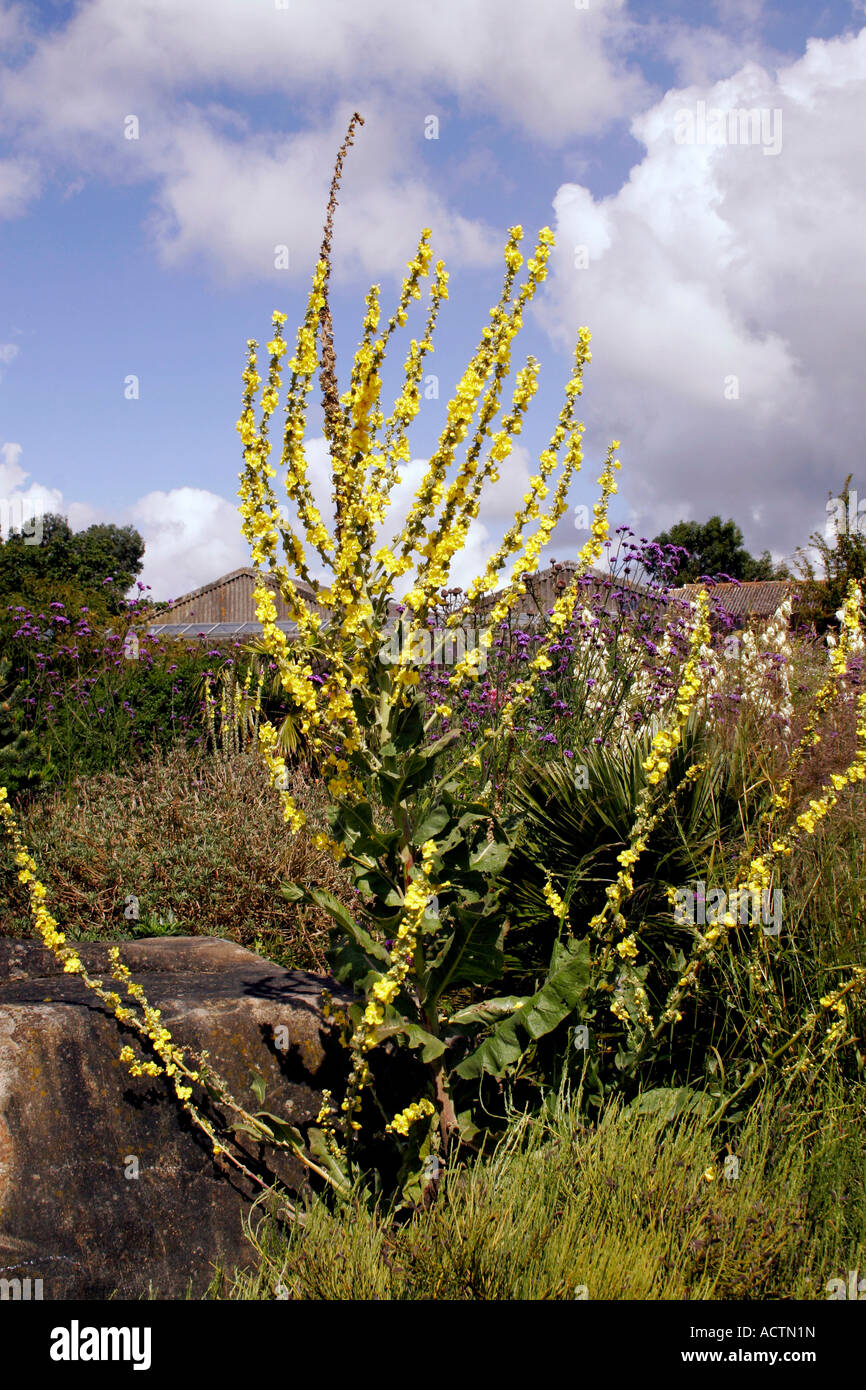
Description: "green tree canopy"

(649, 515), (781, 585)
(0, 513), (145, 614)
(791, 476), (866, 633)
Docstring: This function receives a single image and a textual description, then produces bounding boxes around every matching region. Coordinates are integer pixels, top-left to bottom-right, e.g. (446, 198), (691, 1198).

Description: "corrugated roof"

(477, 562), (653, 617)
(163, 567), (400, 622)
(670, 580), (792, 618)
(166, 567), (317, 609)
(144, 620), (306, 641)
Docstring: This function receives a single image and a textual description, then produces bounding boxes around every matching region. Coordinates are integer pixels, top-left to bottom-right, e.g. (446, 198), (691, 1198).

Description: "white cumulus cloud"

(0, 0), (649, 277)
(0, 156), (40, 219)
(129, 486), (251, 601)
(536, 28), (866, 561)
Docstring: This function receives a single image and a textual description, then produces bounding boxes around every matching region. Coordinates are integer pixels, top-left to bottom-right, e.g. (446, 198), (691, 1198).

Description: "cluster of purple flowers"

(2, 580), (236, 762)
(422, 528), (745, 762)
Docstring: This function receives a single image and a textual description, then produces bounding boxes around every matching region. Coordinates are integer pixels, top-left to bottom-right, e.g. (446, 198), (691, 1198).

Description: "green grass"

(210, 1080), (865, 1301)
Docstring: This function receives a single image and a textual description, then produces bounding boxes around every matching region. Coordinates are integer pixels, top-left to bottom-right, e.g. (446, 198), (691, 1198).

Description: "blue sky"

(1, 0), (865, 600)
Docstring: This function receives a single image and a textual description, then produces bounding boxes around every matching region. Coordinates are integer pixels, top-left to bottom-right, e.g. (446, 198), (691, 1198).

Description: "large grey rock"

(0, 937), (349, 1300)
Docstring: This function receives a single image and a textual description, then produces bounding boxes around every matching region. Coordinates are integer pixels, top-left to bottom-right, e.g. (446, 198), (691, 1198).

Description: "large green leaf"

(329, 937), (388, 992)
(303, 886), (389, 963)
(391, 702), (428, 753)
(377, 1019), (446, 1062)
(394, 751), (438, 803)
(455, 936), (591, 1080)
(339, 804), (401, 862)
(253, 1111), (306, 1147)
(448, 995), (525, 1026)
(307, 1127), (352, 1196)
(423, 902), (505, 1001)
(352, 867), (403, 905)
(425, 728), (462, 760)
(279, 881), (306, 903)
(627, 1086), (716, 1121)
(468, 839), (510, 875)
(412, 804), (450, 845)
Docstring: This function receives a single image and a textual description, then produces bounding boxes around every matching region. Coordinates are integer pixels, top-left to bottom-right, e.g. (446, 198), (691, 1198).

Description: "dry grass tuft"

(1, 744), (355, 971)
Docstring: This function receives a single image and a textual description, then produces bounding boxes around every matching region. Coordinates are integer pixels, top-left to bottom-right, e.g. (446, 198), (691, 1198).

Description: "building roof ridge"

(168, 566), (314, 608)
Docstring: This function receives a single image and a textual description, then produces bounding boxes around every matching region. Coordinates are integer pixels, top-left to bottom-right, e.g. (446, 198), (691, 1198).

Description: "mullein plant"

(587, 580), (866, 1096)
(0, 115), (603, 1208)
(233, 114), (625, 1195)
(200, 661), (265, 759)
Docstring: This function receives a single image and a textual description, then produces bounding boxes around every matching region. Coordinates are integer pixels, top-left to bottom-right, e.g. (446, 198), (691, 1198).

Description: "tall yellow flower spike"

(237, 119), (622, 810)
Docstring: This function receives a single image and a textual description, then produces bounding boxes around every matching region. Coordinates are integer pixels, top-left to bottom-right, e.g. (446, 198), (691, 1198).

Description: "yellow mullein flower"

(386, 1098), (435, 1136)
(543, 878), (566, 919)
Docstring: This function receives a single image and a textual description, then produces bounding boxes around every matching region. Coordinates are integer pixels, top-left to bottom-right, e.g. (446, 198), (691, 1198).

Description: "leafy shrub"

(0, 656), (55, 796)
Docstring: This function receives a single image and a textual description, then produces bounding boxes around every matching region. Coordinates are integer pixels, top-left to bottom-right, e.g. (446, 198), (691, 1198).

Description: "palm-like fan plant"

(500, 716), (766, 984)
